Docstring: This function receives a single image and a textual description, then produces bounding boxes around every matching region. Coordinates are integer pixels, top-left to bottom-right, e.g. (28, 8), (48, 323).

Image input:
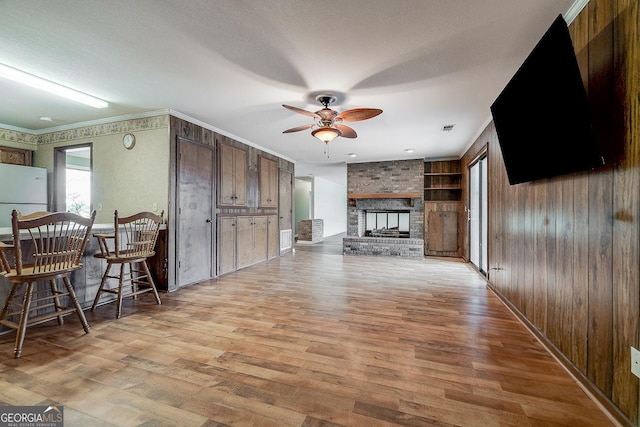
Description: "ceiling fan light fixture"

(312, 127), (341, 143)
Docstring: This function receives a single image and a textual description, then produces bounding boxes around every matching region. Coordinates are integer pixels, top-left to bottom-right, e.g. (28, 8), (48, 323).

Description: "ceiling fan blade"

(283, 123), (314, 133)
(283, 104), (320, 119)
(335, 124), (357, 138)
(336, 108), (383, 122)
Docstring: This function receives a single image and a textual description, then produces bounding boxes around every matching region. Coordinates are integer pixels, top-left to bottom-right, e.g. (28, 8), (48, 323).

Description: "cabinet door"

(219, 144), (247, 206)
(259, 157), (278, 207)
(427, 211), (458, 252)
(217, 216), (236, 275)
(236, 216), (254, 269)
(253, 216), (268, 264)
(233, 148), (247, 206)
(219, 144), (236, 205)
(0, 146), (32, 166)
(267, 215), (278, 259)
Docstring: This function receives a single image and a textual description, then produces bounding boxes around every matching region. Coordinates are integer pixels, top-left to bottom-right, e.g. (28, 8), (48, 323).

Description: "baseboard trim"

(486, 283), (632, 427)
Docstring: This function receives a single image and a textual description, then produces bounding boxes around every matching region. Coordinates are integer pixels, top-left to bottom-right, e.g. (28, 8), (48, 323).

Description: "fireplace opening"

(363, 210), (410, 238)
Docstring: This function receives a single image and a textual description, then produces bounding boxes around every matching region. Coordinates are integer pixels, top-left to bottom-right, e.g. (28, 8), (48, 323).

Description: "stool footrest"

(0, 307), (77, 330)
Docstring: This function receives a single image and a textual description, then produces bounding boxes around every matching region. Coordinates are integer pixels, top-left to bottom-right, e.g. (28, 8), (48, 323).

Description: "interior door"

(177, 138), (214, 287)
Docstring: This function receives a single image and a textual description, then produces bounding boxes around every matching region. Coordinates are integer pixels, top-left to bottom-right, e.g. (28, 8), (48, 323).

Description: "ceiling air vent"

(442, 124), (455, 131)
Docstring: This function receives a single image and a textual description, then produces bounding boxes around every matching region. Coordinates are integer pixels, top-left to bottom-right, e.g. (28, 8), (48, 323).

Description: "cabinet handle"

(206, 219), (211, 223)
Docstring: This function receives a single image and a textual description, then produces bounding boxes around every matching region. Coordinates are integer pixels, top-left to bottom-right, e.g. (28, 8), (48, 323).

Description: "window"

(54, 145), (92, 215)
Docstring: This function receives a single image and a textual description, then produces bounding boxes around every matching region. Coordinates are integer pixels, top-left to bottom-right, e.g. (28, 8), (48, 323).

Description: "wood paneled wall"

(461, 0), (639, 424)
(166, 116), (295, 290)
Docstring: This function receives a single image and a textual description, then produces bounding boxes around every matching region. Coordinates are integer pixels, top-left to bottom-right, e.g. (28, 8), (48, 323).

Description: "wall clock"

(122, 133), (136, 149)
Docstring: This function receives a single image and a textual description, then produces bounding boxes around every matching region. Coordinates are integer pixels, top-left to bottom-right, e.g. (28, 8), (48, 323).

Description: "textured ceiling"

(0, 0), (580, 184)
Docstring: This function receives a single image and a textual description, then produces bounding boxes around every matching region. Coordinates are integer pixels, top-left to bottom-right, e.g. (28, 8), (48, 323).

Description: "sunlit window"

(65, 147), (91, 216)
(55, 145), (91, 216)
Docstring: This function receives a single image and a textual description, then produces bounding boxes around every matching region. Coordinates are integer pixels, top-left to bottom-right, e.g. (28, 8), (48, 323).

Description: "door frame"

(467, 148), (488, 275)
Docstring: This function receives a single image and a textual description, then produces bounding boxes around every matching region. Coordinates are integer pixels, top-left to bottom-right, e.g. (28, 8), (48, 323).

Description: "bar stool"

(91, 210), (163, 318)
(0, 210), (96, 358)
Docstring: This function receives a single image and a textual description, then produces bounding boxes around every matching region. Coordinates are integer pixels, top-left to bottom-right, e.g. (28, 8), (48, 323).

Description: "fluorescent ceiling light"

(0, 64), (108, 109)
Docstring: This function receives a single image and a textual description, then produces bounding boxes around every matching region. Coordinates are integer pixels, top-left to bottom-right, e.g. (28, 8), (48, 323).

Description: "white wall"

(312, 176), (346, 237)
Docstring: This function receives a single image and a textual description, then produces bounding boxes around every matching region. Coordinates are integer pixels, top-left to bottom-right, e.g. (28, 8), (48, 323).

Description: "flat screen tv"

(490, 14), (603, 185)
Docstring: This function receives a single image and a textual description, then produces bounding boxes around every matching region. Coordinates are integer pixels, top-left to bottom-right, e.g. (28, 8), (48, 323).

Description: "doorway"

(469, 156), (488, 274)
(54, 144), (92, 215)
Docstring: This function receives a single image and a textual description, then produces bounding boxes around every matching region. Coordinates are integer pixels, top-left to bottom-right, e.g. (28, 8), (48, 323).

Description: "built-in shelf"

(424, 160), (462, 202)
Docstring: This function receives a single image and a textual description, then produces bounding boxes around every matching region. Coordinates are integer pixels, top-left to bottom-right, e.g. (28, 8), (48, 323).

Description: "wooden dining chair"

(91, 210), (163, 318)
(0, 210), (96, 358)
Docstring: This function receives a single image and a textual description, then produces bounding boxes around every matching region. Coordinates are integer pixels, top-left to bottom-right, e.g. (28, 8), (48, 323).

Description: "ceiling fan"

(282, 94), (382, 144)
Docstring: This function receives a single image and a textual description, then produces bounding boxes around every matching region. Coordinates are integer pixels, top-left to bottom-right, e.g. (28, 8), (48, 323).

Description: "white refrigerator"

(0, 163), (48, 227)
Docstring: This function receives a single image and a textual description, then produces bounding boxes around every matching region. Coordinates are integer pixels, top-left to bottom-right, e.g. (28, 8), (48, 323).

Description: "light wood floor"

(0, 235), (614, 426)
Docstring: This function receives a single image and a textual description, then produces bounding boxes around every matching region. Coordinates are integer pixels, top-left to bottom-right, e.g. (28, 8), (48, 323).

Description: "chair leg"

(49, 279), (65, 325)
(92, 263), (113, 311)
(0, 282), (19, 321)
(129, 262), (138, 300)
(63, 276), (90, 334)
(116, 263), (125, 319)
(14, 282), (34, 359)
(142, 260), (162, 305)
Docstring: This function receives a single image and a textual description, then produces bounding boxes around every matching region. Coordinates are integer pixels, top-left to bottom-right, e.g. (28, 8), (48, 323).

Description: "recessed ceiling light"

(347, 153), (357, 158)
(404, 148), (414, 153)
(39, 116), (53, 121)
(0, 64), (109, 109)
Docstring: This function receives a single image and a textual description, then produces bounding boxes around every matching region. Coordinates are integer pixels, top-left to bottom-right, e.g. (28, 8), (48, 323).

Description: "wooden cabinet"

(217, 215), (278, 275)
(237, 216), (267, 269)
(259, 157), (278, 208)
(219, 143), (247, 206)
(217, 216), (237, 276)
(267, 215), (278, 259)
(424, 160), (462, 201)
(149, 229), (168, 290)
(0, 146), (32, 166)
(427, 211), (458, 252)
(424, 160), (462, 257)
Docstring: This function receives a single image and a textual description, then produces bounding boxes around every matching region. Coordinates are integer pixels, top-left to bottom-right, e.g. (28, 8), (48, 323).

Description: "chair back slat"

(11, 210), (96, 275)
(113, 210), (163, 258)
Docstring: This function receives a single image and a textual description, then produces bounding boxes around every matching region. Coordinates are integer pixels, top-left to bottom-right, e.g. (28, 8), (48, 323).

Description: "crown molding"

(564, 0), (589, 25)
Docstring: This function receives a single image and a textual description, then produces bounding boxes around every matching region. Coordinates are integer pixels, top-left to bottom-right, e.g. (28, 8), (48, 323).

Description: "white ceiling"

(0, 0), (581, 185)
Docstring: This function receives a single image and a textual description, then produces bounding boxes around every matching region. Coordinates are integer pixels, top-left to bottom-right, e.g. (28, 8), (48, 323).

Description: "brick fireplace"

(343, 159), (424, 258)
